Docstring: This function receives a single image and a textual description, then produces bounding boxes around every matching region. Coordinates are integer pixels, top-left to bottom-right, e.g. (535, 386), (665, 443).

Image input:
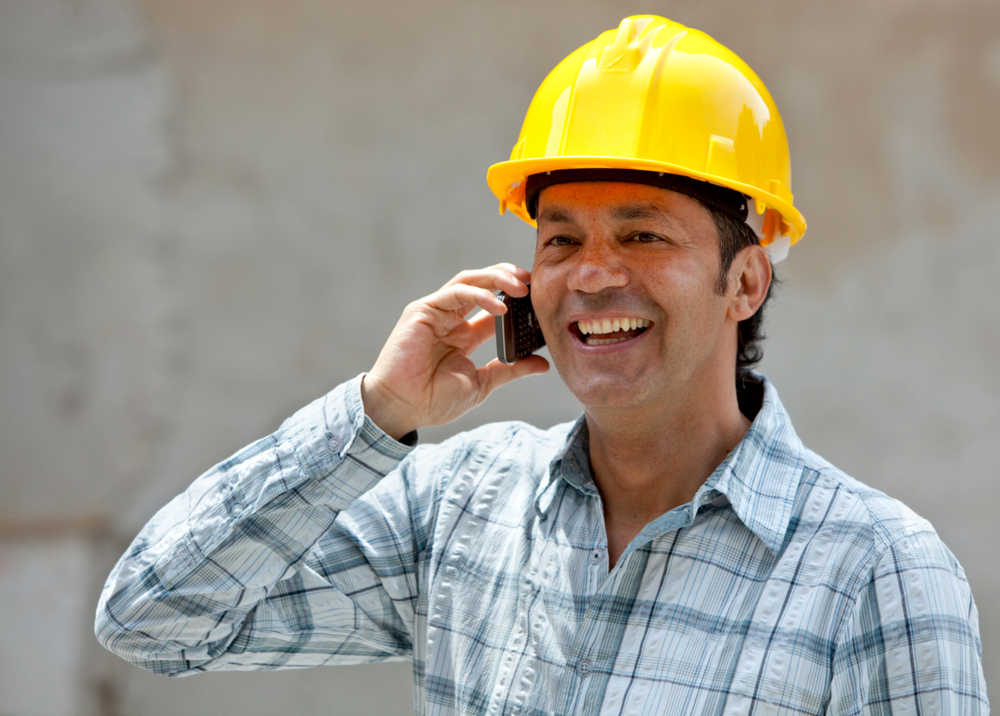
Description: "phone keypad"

(513, 311), (542, 359)
(496, 292), (546, 364)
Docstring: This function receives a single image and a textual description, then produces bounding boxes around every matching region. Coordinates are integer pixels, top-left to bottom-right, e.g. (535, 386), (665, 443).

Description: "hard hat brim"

(487, 156), (806, 244)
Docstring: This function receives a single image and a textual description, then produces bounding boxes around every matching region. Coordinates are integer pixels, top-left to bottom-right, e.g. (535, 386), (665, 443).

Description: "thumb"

(476, 355), (550, 400)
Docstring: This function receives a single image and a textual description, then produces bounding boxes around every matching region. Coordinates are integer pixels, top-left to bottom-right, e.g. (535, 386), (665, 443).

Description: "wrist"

(360, 374), (418, 442)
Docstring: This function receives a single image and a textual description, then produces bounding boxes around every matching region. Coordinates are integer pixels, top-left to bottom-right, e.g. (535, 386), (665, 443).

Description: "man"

(97, 16), (987, 715)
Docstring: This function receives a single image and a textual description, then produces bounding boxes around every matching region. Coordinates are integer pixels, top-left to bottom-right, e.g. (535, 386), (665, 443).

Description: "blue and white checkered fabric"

(97, 374), (988, 715)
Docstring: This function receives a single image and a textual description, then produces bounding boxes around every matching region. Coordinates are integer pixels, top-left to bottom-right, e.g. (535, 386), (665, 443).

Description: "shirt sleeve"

(95, 374), (425, 676)
(829, 529), (989, 715)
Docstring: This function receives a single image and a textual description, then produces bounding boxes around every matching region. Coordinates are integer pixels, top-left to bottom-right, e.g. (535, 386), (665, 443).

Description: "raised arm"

(95, 265), (547, 674)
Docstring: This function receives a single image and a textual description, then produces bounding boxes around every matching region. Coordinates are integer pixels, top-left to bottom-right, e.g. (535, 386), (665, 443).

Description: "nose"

(566, 238), (629, 293)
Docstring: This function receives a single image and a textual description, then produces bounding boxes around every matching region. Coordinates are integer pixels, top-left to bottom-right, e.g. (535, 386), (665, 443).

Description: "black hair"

(705, 205), (778, 376)
(526, 169), (749, 223)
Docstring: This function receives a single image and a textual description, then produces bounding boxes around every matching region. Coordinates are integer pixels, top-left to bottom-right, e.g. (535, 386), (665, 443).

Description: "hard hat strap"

(525, 169), (749, 224)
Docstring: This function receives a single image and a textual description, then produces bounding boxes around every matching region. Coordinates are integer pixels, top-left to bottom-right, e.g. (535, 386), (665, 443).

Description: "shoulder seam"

(807, 463), (935, 555)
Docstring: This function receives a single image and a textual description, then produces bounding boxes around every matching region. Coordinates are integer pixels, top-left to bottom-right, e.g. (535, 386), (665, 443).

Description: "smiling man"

(97, 16), (987, 715)
(528, 181), (769, 568)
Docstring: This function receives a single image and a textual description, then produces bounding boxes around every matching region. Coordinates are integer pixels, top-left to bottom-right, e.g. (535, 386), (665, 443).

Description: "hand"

(361, 264), (550, 440)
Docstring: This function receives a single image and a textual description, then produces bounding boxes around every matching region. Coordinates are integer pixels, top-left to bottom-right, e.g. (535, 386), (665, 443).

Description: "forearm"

(95, 375), (416, 675)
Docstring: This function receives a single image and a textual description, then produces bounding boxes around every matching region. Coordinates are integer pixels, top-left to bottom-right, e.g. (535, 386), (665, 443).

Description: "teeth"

(587, 335), (630, 346)
(577, 318), (651, 335)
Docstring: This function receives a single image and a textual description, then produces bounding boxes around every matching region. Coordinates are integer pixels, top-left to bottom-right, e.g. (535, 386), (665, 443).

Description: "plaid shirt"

(97, 374), (988, 715)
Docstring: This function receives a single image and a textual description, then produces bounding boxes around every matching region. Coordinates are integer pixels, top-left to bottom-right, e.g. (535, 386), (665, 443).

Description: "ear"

(727, 245), (771, 322)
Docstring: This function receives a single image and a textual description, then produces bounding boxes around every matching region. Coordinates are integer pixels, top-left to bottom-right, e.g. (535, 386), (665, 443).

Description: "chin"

(558, 367), (655, 412)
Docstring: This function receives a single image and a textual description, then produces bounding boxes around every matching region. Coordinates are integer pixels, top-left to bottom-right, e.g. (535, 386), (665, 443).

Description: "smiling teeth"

(577, 318), (651, 335)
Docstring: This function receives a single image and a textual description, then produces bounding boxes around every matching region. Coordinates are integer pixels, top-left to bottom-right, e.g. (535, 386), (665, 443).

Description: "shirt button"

(576, 659), (592, 676)
(589, 549), (603, 564)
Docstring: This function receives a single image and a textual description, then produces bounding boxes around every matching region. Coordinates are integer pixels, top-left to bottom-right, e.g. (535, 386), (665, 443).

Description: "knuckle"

(404, 299), (426, 314)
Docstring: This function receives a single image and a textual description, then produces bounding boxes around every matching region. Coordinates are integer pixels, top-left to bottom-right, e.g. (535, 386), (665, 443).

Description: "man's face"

(530, 181), (739, 412)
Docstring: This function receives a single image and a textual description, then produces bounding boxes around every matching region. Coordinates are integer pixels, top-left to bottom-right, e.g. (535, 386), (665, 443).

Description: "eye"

(543, 234), (577, 247)
(628, 231), (664, 243)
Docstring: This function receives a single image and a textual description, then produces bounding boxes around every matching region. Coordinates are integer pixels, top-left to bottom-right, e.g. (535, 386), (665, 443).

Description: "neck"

(585, 370), (751, 567)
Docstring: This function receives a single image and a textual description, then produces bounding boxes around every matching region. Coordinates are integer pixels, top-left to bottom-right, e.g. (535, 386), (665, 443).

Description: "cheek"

(529, 281), (558, 331)
(527, 268), (567, 340)
(647, 271), (727, 331)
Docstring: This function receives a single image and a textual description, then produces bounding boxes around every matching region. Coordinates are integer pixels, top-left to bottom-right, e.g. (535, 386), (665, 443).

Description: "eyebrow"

(536, 206), (575, 224)
(610, 203), (671, 222)
(536, 202), (672, 225)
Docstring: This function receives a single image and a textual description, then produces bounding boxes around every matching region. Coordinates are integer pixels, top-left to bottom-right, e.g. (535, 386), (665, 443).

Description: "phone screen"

(495, 289), (546, 364)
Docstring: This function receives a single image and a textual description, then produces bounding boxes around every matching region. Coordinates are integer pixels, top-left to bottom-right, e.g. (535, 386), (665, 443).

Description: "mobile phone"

(495, 289), (546, 364)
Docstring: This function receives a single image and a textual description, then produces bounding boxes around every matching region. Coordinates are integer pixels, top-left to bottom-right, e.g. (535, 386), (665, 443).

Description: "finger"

(445, 263), (528, 286)
(491, 262), (531, 281)
(426, 284), (507, 316)
(444, 265), (530, 297)
(445, 310), (498, 355)
(466, 309), (498, 344)
(475, 355), (550, 400)
(459, 311), (497, 355)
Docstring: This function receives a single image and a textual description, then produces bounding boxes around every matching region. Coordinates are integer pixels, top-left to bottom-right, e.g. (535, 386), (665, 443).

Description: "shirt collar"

(535, 416), (594, 518)
(537, 374), (806, 555)
(709, 375), (806, 554)
(552, 416), (596, 494)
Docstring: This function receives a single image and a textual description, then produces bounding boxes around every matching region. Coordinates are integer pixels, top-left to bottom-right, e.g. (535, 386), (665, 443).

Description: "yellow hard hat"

(487, 15), (806, 257)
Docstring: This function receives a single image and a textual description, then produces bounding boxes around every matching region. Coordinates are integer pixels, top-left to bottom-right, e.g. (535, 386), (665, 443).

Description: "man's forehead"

(535, 182), (705, 226)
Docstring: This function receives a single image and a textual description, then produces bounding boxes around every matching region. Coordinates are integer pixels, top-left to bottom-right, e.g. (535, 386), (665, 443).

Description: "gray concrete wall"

(0, 0), (996, 713)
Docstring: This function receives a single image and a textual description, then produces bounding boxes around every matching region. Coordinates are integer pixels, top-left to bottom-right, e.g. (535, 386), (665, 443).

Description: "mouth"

(573, 317), (652, 346)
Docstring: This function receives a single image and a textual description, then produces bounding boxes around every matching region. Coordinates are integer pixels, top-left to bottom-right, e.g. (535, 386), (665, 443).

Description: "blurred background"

(1, 0), (997, 714)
